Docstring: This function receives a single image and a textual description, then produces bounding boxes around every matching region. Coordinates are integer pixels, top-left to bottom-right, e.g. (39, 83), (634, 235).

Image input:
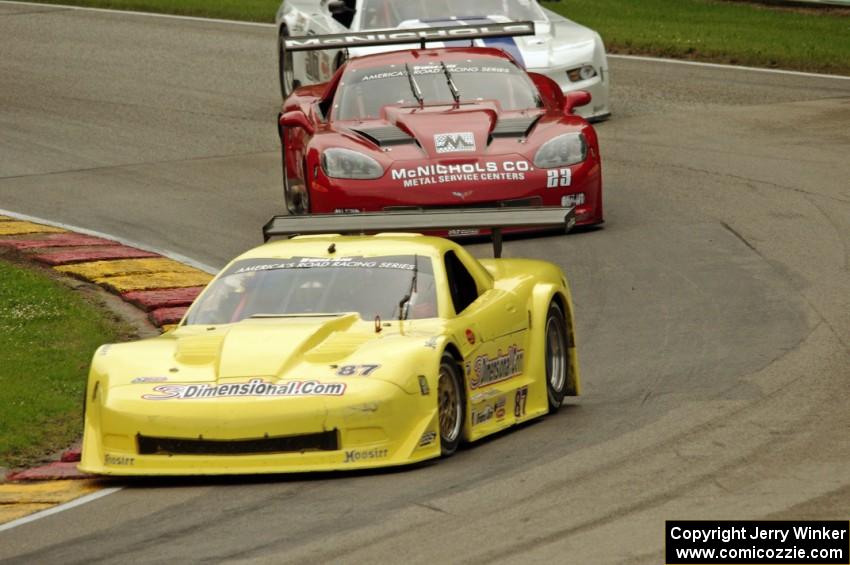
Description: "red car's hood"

(344, 104), (543, 159)
(388, 106), (495, 159)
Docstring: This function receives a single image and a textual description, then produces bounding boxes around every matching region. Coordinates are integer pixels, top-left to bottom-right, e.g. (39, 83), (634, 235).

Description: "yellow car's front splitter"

(80, 379), (441, 476)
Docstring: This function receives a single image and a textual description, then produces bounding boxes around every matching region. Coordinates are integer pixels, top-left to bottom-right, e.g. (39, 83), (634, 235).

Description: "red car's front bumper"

(308, 155), (603, 227)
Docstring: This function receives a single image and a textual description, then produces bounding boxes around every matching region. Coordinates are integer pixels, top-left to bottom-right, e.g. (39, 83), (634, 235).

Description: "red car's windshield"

(334, 57), (540, 121)
(184, 255), (437, 325)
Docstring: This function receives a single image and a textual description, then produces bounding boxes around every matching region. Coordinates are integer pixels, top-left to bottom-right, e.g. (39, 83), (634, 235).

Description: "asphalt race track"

(1, 3), (849, 563)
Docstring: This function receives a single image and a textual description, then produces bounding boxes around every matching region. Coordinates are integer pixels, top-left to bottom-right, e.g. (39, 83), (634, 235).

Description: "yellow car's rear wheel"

(545, 301), (569, 412)
(438, 353), (464, 456)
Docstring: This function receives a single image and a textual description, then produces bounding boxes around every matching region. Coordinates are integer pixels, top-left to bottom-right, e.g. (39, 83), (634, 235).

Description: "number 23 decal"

(336, 364), (380, 376)
(546, 168), (572, 188)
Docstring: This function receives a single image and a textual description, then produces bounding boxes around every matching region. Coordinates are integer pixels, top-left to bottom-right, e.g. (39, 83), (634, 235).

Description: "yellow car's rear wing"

(262, 207), (576, 258)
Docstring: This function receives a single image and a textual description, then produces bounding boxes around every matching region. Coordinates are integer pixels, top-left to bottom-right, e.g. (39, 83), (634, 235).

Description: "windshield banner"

(222, 256), (432, 278)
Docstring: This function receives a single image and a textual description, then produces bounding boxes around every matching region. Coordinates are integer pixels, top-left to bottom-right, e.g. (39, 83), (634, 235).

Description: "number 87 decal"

(336, 364), (380, 376)
(546, 168), (572, 188)
(514, 386), (528, 417)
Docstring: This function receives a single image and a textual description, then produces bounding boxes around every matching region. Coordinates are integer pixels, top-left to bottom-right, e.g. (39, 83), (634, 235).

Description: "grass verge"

(551, 0), (850, 75)
(0, 257), (127, 469)
(25, 0), (850, 76)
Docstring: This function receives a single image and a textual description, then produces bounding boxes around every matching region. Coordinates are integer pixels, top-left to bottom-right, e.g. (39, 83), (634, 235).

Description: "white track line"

(608, 54), (850, 81)
(2, 1), (849, 81)
(0, 487), (122, 533)
(0, 208), (219, 274)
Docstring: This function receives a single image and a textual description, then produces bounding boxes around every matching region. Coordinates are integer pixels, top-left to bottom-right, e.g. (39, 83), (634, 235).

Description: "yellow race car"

(80, 208), (581, 475)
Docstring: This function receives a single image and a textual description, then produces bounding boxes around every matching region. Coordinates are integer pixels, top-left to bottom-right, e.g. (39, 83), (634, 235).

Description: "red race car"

(278, 22), (603, 231)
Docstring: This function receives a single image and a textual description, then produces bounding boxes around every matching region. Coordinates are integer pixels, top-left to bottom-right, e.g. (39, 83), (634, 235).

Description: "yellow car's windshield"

(184, 255), (437, 325)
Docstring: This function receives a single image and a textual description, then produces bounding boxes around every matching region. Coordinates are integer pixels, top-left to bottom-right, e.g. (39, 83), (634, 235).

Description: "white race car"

(275, 0), (611, 121)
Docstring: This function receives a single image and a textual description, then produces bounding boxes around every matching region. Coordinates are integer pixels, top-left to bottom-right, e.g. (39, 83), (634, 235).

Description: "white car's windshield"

(358, 0), (545, 30)
(184, 255), (437, 325)
(335, 58), (540, 120)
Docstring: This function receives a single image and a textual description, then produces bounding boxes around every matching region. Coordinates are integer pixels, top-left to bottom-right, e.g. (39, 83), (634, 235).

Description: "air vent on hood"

(348, 125), (414, 147)
(491, 116), (541, 139)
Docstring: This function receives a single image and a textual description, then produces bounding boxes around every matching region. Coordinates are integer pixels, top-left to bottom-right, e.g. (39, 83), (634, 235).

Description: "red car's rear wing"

(262, 207), (576, 258)
(283, 21), (535, 52)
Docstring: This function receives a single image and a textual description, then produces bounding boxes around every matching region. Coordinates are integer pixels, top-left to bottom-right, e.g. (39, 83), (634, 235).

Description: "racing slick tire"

(278, 28), (299, 99)
(544, 301), (569, 413)
(279, 131), (308, 215)
(438, 352), (465, 456)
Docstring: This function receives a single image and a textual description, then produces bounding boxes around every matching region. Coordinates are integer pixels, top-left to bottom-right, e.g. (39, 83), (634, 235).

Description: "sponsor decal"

(418, 375), (430, 396)
(336, 364), (380, 376)
(515, 386), (529, 417)
(391, 161), (532, 188)
(344, 447), (389, 463)
(284, 23), (535, 51)
(547, 167), (572, 188)
(472, 405), (494, 426)
(105, 454), (135, 466)
(448, 228), (481, 237)
(360, 64), (512, 83)
(423, 336), (438, 349)
(470, 389), (502, 403)
(495, 397), (507, 420)
(234, 256), (417, 274)
(131, 376), (168, 384)
(473, 397), (507, 426)
(435, 132), (475, 154)
(333, 208), (362, 214)
(451, 190), (474, 201)
(470, 346), (524, 389)
(142, 378), (347, 400)
(419, 431), (437, 447)
(561, 193), (585, 207)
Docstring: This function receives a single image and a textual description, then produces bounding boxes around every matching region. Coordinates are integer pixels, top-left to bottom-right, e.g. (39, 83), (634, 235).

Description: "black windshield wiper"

(398, 255), (418, 321)
(440, 61), (461, 104)
(404, 63), (424, 107)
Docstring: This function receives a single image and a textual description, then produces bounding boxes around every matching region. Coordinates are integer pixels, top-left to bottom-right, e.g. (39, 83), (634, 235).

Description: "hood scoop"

(175, 334), (224, 365)
(304, 332), (374, 363)
(348, 125), (414, 147)
(172, 314), (361, 380)
(491, 115), (542, 139)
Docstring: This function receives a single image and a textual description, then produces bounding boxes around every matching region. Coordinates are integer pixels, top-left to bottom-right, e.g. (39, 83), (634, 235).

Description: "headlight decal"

(321, 148), (384, 180)
(533, 133), (587, 169)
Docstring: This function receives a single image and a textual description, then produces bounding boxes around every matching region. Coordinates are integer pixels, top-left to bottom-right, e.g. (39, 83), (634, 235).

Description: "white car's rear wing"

(283, 21), (535, 52)
(262, 207), (575, 258)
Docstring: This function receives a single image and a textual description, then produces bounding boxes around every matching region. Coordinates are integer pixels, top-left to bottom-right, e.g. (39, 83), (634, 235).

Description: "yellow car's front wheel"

(438, 353), (464, 456)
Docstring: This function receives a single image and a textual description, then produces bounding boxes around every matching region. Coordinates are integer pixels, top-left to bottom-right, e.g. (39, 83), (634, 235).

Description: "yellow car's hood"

(176, 314), (367, 379)
(97, 314), (442, 390)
